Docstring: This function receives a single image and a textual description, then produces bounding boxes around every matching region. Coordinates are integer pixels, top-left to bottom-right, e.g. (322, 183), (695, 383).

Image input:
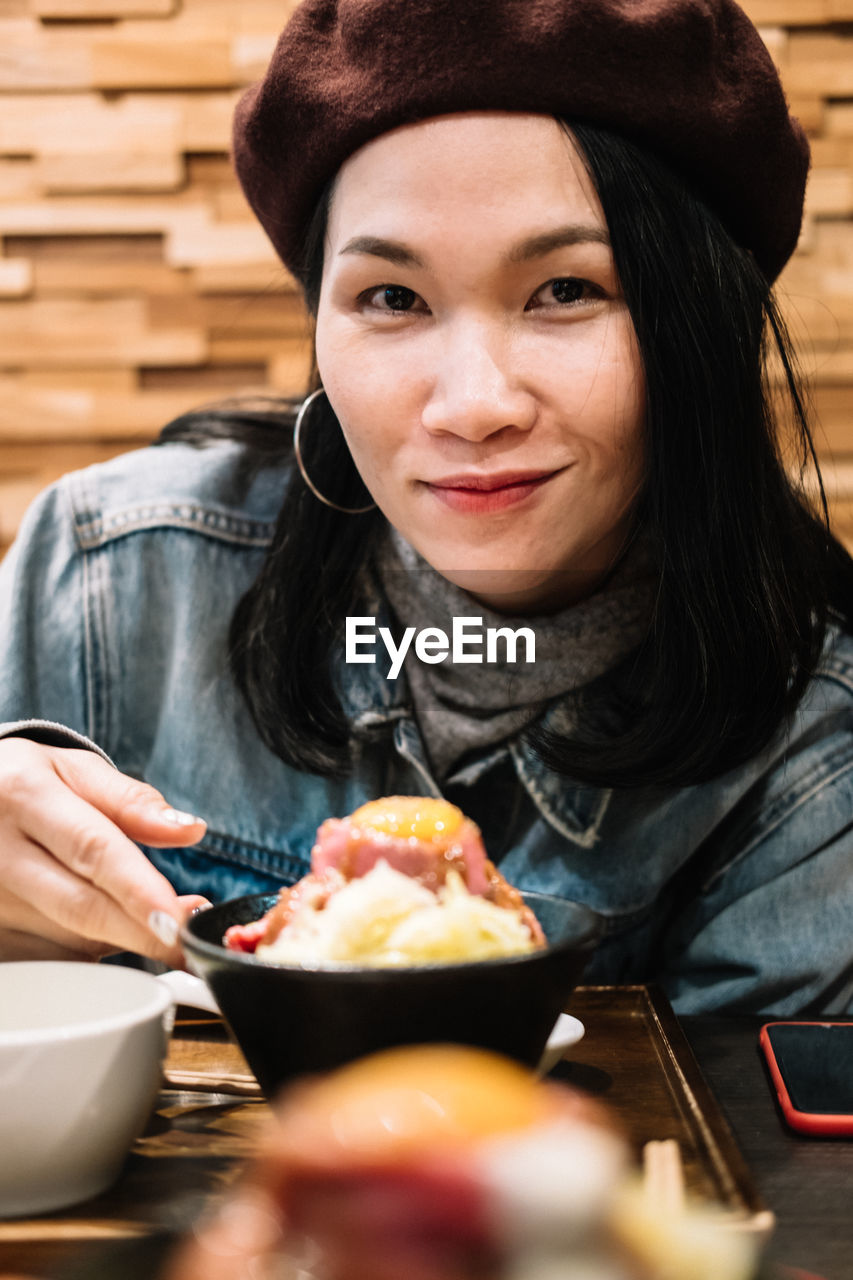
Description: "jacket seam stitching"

(75, 508), (274, 551)
(194, 834), (309, 880)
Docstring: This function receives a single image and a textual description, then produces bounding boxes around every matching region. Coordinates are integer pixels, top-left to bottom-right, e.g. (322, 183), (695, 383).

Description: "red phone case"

(759, 1022), (853, 1138)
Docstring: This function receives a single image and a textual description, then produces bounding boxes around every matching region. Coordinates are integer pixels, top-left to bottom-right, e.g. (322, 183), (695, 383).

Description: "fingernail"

(191, 901), (213, 916)
(161, 807), (202, 827)
(149, 910), (179, 947)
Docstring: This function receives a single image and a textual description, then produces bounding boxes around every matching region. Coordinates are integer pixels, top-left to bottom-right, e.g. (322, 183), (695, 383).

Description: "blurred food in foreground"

(165, 1045), (760, 1280)
(225, 797), (545, 965)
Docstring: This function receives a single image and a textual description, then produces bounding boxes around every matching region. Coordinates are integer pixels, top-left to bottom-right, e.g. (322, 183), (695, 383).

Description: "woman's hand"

(0, 738), (209, 965)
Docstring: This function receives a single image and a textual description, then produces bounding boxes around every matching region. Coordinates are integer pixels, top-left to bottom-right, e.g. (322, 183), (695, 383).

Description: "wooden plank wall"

(1, 0), (853, 556)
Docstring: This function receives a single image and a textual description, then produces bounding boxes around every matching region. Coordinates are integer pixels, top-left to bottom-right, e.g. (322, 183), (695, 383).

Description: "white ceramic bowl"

(0, 961), (173, 1218)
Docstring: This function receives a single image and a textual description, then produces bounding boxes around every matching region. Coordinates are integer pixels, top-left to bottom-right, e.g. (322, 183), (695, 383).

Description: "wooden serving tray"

(562, 986), (771, 1225)
(0, 985), (771, 1277)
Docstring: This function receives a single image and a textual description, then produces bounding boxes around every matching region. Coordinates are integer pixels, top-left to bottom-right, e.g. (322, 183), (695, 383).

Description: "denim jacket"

(2, 440), (852, 1016)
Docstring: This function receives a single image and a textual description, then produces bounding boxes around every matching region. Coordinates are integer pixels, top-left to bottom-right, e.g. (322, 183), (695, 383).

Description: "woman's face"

(315, 112), (645, 613)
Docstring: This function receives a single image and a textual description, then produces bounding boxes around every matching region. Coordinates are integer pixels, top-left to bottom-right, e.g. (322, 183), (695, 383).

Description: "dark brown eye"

(382, 286), (417, 310)
(550, 278), (585, 304)
(526, 276), (602, 311)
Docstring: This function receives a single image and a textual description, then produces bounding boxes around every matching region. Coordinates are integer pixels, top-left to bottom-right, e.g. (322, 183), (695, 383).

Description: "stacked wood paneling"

(2, 0), (853, 554)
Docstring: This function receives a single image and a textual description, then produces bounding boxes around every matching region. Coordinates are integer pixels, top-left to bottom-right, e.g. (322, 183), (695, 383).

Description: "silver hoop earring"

(293, 388), (376, 515)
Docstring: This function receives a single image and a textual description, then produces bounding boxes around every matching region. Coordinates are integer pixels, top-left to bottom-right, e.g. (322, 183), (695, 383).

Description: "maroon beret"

(233, 0), (809, 283)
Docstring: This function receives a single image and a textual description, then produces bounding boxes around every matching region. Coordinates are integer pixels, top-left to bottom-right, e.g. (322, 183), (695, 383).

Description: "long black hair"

(158, 122), (853, 786)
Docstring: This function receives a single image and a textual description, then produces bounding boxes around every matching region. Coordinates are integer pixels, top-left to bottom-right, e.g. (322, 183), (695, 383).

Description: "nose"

(420, 321), (537, 441)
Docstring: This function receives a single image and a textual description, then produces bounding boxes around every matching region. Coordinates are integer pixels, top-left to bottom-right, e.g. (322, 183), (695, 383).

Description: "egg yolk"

(350, 796), (464, 841)
(296, 1045), (546, 1156)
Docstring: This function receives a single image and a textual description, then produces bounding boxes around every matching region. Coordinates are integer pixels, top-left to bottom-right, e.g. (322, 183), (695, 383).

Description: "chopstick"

(641, 1136), (777, 1246)
(163, 1067), (263, 1097)
(642, 1138), (685, 1213)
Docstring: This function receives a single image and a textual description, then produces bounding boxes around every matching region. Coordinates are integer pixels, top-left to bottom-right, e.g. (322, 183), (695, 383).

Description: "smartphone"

(759, 1021), (853, 1137)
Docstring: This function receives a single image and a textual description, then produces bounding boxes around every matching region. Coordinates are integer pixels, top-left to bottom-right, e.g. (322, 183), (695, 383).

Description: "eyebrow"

(339, 236), (426, 268)
(338, 224), (610, 269)
(507, 225), (611, 263)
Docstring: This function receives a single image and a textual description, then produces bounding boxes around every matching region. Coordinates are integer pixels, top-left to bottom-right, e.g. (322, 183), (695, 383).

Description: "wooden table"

(0, 987), (847, 1280)
(682, 1017), (853, 1280)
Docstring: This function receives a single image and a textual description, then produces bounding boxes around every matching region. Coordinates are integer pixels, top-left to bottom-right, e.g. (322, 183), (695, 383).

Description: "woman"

(0, 0), (851, 1014)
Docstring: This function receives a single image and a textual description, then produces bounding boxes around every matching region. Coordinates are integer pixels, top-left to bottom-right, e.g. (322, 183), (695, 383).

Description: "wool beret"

(233, 0), (810, 283)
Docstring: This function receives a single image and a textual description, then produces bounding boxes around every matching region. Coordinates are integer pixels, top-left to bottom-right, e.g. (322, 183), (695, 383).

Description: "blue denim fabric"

(2, 440), (853, 1015)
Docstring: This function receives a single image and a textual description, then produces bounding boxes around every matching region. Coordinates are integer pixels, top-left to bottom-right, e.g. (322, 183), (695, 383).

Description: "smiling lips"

(424, 469), (561, 514)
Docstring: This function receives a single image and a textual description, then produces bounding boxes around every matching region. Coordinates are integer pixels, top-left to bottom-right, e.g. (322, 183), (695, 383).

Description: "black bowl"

(181, 891), (602, 1095)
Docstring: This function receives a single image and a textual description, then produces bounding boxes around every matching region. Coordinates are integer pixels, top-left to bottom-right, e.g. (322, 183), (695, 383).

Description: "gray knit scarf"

(375, 526), (657, 781)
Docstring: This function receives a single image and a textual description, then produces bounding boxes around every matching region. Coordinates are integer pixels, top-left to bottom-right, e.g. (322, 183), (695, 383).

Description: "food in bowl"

(183, 884), (601, 1088)
(174, 1044), (758, 1280)
(224, 796), (545, 966)
(183, 802), (602, 1086)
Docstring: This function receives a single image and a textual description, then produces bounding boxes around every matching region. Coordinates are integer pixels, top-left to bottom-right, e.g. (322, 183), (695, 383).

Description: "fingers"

(0, 740), (210, 964)
(0, 885), (212, 967)
(177, 894), (213, 921)
(0, 923), (110, 963)
(16, 799), (193, 958)
(51, 749), (207, 848)
(0, 877), (115, 957)
(0, 836), (194, 965)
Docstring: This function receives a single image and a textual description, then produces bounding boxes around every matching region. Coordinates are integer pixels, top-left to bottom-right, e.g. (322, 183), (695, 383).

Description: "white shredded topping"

(256, 860), (536, 966)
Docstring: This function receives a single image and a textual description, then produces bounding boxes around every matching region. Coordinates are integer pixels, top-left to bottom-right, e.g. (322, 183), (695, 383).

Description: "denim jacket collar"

(337, 592), (612, 849)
